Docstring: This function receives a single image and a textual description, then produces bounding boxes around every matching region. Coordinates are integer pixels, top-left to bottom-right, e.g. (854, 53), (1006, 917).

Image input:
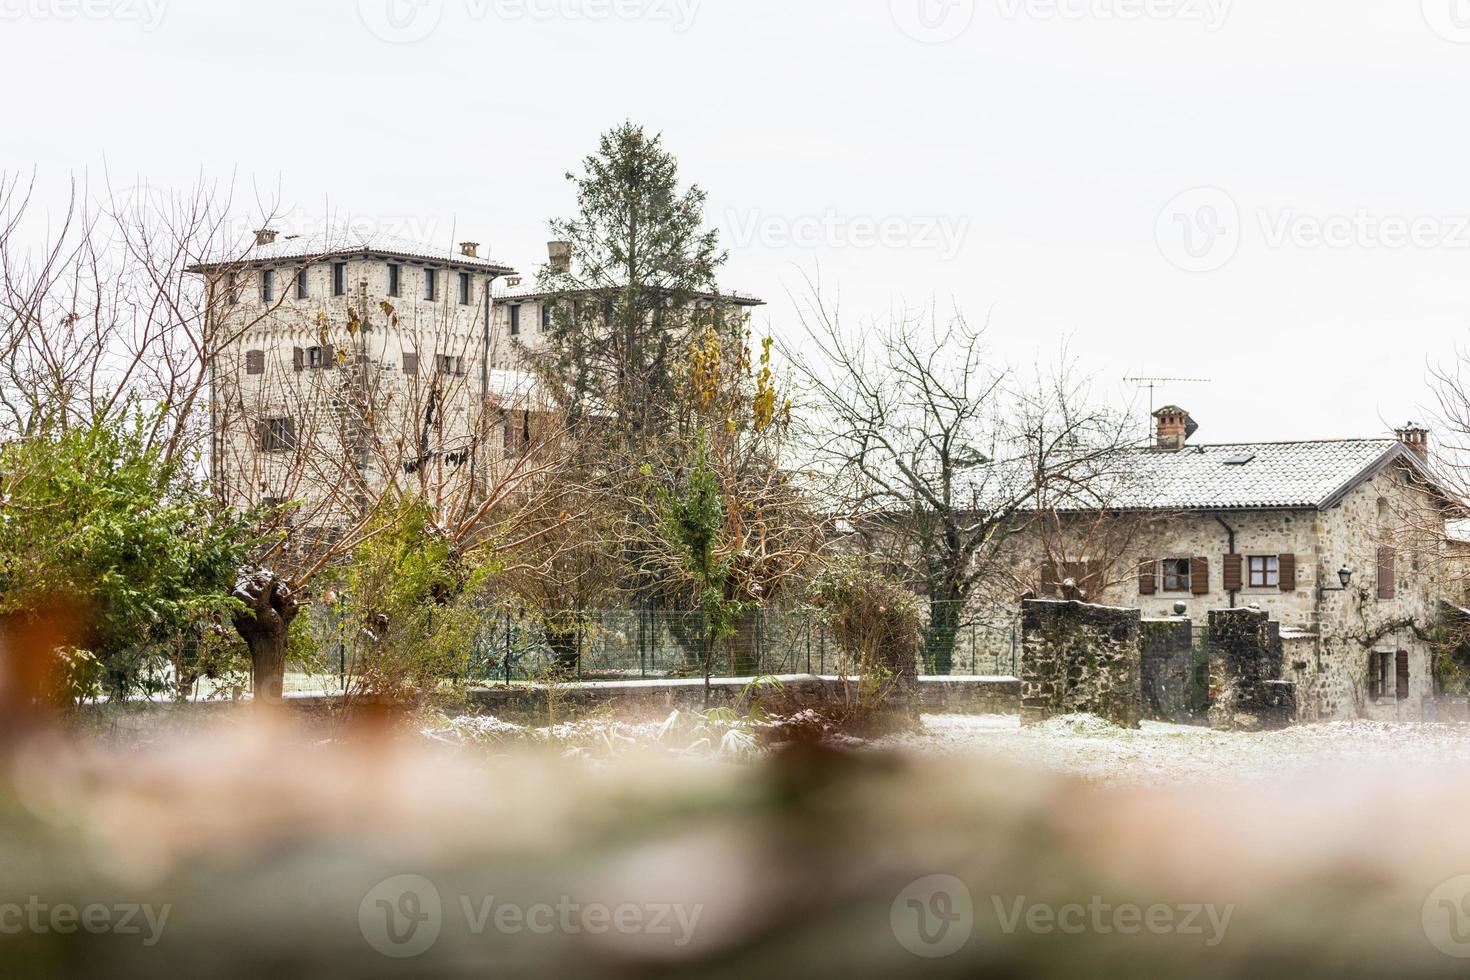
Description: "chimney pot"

(459, 241), (479, 258)
(547, 240), (572, 274)
(1396, 423), (1430, 462)
(1153, 405), (1197, 451)
(254, 228), (278, 246)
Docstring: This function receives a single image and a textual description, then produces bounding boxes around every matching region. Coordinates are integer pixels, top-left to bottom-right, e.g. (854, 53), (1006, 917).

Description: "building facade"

(1005, 409), (1450, 721)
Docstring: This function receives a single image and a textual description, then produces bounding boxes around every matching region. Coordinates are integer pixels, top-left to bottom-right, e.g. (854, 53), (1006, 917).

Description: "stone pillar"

(1207, 608), (1298, 731)
(1020, 600), (1142, 729)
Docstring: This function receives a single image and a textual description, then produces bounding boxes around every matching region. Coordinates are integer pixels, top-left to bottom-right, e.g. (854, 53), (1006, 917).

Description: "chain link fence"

(466, 606), (1020, 683)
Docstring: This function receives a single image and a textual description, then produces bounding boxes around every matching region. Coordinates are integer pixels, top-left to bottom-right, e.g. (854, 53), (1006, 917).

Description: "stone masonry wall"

(1020, 600), (1142, 728)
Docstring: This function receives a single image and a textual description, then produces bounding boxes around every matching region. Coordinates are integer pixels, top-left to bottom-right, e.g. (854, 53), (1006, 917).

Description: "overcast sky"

(3, 0), (1469, 444)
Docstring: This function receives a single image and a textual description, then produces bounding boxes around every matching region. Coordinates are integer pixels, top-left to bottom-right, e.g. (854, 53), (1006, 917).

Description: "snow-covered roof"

(188, 229), (516, 274)
(977, 438), (1432, 514)
(493, 280), (763, 306)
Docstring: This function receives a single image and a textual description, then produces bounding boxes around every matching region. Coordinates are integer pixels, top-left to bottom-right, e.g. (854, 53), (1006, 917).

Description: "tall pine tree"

(532, 123), (728, 440)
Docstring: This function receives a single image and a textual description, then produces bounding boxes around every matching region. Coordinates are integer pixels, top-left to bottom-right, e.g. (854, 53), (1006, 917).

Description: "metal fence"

(466, 608), (1020, 683)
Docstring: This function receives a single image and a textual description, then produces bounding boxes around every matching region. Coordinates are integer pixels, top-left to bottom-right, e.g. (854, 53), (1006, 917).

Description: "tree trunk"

(231, 570), (300, 704)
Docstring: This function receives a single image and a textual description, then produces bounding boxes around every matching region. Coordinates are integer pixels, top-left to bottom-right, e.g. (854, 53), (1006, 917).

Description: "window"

(1368, 651), (1408, 701)
(245, 349), (265, 375)
(458, 272), (471, 305)
(1378, 546), (1397, 600)
(388, 264), (401, 298)
(296, 268), (309, 300)
(402, 351), (418, 375)
(261, 269), (275, 302)
(541, 303), (551, 330)
(1161, 558), (1192, 593)
(509, 304), (521, 336)
(226, 272), (239, 305)
(260, 417), (296, 453)
(424, 268), (437, 301)
(332, 262), (347, 296)
(437, 353), (464, 376)
(1248, 556), (1280, 589)
(308, 346), (324, 369)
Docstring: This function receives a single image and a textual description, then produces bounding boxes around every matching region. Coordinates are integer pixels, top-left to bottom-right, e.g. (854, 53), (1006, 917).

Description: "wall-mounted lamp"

(1320, 566), (1354, 592)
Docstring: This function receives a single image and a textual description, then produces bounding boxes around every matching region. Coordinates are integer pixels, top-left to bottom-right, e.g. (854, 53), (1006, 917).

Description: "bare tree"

(787, 290), (1138, 674)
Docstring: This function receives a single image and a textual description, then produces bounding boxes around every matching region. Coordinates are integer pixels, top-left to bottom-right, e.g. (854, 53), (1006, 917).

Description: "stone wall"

(1207, 608), (1298, 731)
(1020, 600), (1142, 728)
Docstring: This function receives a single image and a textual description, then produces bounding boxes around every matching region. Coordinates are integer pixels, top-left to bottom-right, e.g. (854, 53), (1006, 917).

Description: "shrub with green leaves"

(0, 409), (257, 701)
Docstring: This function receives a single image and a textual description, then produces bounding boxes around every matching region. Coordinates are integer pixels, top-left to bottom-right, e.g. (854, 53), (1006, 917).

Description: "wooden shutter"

(245, 350), (264, 375)
(1191, 557), (1210, 595)
(1278, 554), (1297, 592)
(1396, 650), (1410, 701)
(1378, 546), (1397, 600)
(403, 352), (418, 375)
(1138, 559), (1157, 596)
(322, 345), (335, 369)
(1041, 561), (1059, 598)
(1223, 554), (1243, 592)
(292, 346), (304, 371)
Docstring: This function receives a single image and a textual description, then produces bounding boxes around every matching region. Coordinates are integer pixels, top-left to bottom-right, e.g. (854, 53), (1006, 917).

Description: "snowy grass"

(882, 713), (1470, 785)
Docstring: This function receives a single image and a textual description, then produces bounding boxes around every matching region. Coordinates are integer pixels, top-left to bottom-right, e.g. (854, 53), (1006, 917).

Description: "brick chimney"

(1153, 405), (1197, 451)
(1396, 423), (1430, 462)
(547, 240), (572, 274)
(253, 228), (278, 246)
(459, 241), (479, 258)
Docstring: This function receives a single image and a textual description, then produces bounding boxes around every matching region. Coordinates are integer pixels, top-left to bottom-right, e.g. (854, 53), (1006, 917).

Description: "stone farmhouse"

(191, 230), (762, 534)
(1014, 407), (1451, 722)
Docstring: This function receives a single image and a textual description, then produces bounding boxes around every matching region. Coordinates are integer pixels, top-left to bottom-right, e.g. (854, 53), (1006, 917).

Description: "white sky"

(3, 0), (1469, 445)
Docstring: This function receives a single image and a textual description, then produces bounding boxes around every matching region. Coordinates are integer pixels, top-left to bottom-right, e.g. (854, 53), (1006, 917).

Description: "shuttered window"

(402, 351), (418, 375)
(1396, 650), (1410, 701)
(1162, 558), (1192, 594)
(1139, 559), (1158, 596)
(1248, 556), (1279, 588)
(1378, 546), (1397, 600)
(245, 349), (265, 375)
(259, 417), (296, 453)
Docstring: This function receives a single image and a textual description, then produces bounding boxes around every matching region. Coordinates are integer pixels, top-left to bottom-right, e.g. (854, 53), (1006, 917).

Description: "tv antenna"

(1125, 376), (1213, 417)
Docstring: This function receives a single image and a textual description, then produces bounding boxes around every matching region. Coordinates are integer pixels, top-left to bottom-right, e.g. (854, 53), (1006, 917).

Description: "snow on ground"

(881, 714), (1470, 786)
